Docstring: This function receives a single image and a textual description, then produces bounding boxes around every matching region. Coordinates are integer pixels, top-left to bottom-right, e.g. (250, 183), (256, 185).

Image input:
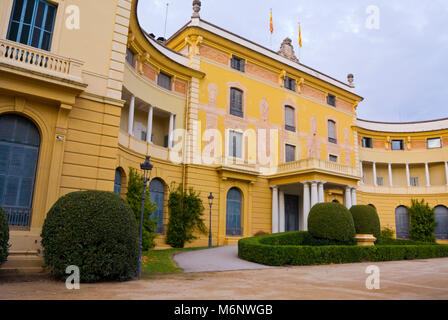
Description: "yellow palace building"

(0, 0), (447, 263)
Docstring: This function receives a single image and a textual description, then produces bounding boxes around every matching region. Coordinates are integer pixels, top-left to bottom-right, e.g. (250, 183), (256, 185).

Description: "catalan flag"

(270, 9), (274, 34)
(298, 23), (302, 48)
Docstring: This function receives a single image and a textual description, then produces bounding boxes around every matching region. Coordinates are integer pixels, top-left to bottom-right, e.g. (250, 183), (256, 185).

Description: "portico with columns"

(270, 177), (359, 234)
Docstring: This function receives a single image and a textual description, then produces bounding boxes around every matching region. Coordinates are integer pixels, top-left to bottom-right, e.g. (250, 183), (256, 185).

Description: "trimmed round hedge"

(41, 191), (139, 283)
(350, 205), (381, 238)
(0, 206), (9, 265)
(308, 203), (356, 242)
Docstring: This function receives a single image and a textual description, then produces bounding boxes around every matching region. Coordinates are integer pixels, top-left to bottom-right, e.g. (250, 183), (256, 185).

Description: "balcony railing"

(359, 184), (448, 195)
(0, 39), (83, 82)
(275, 158), (359, 177)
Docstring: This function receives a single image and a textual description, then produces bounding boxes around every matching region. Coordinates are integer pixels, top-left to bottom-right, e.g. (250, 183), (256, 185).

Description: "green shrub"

(260, 231), (356, 246)
(0, 206), (9, 265)
(41, 191), (139, 283)
(166, 184), (207, 248)
(126, 168), (157, 251)
(350, 205), (381, 238)
(308, 203), (356, 242)
(409, 199), (437, 243)
(380, 227), (395, 239)
(238, 232), (448, 267)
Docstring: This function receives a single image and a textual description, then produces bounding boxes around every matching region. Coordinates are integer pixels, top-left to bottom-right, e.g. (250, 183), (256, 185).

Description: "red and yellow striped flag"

(298, 23), (303, 48)
(270, 10), (274, 34)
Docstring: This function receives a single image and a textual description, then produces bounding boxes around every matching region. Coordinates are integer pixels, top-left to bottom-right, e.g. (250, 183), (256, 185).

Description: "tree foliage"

(166, 184), (207, 248)
(126, 168), (157, 251)
(409, 199), (437, 243)
(0, 206), (9, 265)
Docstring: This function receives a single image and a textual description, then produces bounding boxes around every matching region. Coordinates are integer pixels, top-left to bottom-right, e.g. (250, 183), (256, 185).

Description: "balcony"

(359, 184), (448, 195)
(0, 39), (84, 85)
(274, 158), (359, 177)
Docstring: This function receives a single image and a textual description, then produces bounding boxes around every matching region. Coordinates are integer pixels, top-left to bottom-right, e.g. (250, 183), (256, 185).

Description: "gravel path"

(173, 245), (273, 273)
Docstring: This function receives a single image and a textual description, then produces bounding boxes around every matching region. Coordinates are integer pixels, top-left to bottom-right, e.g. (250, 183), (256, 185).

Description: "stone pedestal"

(355, 234), (377, 247)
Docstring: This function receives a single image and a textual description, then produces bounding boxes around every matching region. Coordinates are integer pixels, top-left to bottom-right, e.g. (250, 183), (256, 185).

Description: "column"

(345, 186), (352, 209)
(388, 163), (393, 187)
(128, 94), (135, 136)
(168, 114), (175, 149)
(302, 182), (310, 231)
(271, 186), (279, 234)
(425, 163), (431, 187)
(445, 162), (448, 185)
(351, 188), (357, 206)
(318, 182), (325, 203)
(146, 105), (153, 143)
(373, 162), (377, 186)
(279, 191), (285, 233)
(406, 164), (411, 187)
(360, 161), (364, 184)
(310, 181), (318, 209)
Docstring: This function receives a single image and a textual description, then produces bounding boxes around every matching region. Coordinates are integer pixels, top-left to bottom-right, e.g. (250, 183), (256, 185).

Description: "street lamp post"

(137, 156), (153, 279)
(208, 192), (214, 248)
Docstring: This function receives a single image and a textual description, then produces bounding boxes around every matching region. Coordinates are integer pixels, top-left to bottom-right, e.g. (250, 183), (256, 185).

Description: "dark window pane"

(4, 176), (19, 206)
(158, 72), (172, 90)
(230, 88), (243, 117)
(31, 27), (41, 47)
(19, 24), (30, 44)
(286, 145), (296, 162)
(35, 1), (46, 27)
(7, 22), (20, 42)
(40, 31), (51, 50)
(44, 5), (55, 31)
(24, 0), (36, 24)
(12, 0), (25, 21)
(327, 94), (336, 107)
(18, 177), (33, 207)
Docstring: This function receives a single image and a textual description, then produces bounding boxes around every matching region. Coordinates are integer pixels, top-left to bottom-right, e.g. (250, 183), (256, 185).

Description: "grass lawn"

(141, 247), (211, 276)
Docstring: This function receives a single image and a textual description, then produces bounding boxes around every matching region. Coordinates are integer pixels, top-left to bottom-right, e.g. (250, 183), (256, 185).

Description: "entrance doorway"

(285, 194), (299, 231)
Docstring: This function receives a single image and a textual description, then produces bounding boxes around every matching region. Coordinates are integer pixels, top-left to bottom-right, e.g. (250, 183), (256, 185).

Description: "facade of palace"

(0, 0), (447, 261)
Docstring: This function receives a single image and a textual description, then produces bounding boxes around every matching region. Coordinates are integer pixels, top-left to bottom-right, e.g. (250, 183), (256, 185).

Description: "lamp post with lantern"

(208, 192), (214, 248)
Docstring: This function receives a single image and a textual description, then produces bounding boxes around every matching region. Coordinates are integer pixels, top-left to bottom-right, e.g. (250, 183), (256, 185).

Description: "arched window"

(435, 205), (448, 240)
(150, 178), (165, 234)
(114, 169), (122, 196)
(328, 120), (337, 144)
(230, 88), (243, 117)
(7, 0), (57, 51)
(0, 114), (40, 227)
(226, 187), (242, 236)
(395, 206), (410, 239)
(284, 106), (295, 132)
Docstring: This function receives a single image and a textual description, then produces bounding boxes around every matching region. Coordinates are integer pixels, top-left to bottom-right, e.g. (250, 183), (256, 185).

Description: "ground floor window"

(150, 178), (165, 234)
(0, 114), (40, 227)
(395, 206), (410, 239)
(226, 187), (242, 236)
(435, 205), (448, 240)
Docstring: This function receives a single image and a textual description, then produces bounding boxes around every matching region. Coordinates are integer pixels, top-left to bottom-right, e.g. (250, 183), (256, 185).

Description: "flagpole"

(270, 8), (273, 50)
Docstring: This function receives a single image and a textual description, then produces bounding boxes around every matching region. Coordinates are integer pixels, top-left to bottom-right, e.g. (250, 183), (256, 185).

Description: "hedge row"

(238, 232), (448, 266)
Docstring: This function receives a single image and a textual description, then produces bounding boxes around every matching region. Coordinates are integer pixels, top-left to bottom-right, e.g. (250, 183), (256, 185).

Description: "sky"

(137, 0), (448, 122)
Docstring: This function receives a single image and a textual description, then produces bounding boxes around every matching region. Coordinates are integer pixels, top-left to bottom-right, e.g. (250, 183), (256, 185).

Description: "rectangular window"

(230, 55), (245, 72)
(230, 88), (243, 117)
(141, 131), (147, 142)
(327, 94), (336, 107)
(157, 72), (172, 90)
(427, 138), (442, 149)
(329, 155), (338, 163)
(362, 137), (373, 148)
(7, 0), (57, 51)
(377, 177), (384, 186)
(229, 131), (243, 159)
(285, 144), (296, 163)
(284, 76), (296, 91)
(391, 140), (404, 150)
(410, 177), (419, 187)
(284, 106), (295, 132)
(126, 48), (135, 66)
(328, 120), (337, 144)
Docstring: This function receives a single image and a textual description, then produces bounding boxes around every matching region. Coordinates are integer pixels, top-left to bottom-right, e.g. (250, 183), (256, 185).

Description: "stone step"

(0, 254), (44, 273)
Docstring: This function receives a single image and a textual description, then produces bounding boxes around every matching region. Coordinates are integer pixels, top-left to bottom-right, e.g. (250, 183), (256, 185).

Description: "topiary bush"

(308, 203), (356, 242)
(41, 191), (139, 283)
(350, 205), (381, 238)
(0, 206), (9, 265)
(409, 199), (437, 243)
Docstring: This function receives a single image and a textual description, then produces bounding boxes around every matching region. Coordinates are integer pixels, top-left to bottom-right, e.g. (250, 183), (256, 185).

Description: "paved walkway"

(173, 245), (272, 273)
